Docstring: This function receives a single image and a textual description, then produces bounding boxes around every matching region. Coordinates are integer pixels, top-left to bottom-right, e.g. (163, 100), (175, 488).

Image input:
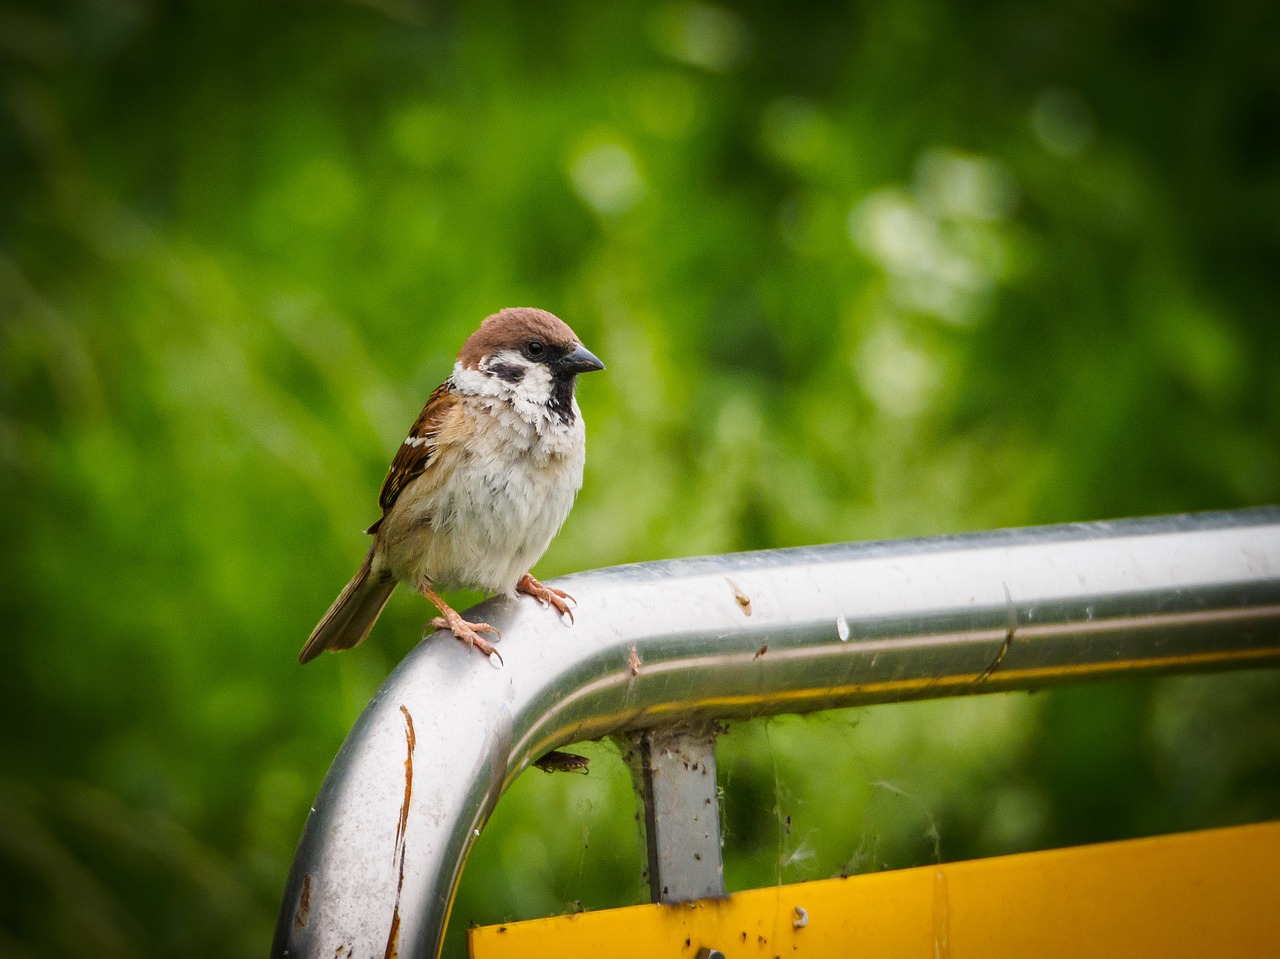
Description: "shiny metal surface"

(274, 508), (1280, 959)
(626, 728), (726, 904)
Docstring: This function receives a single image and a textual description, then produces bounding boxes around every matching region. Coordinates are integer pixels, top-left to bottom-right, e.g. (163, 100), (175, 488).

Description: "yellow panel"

(470, 821), (1280, 959)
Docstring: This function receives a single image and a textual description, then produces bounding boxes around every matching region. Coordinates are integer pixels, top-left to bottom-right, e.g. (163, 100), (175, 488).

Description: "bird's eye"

(526, 340), (545, 357)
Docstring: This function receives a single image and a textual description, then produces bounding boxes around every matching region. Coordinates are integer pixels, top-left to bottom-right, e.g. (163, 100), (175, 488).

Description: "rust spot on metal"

(384, 912), (401, 959)
(395, 705), (416, 854)
(384, 705), (417, 959)
(628, 645), (642, 676)
(294, 873), (312, 928)
(753, 644), (768, 659)
(727, 577), (752, 615)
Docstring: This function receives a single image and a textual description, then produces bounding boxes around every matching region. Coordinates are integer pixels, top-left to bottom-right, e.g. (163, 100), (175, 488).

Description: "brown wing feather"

(377, 380), (459, 517)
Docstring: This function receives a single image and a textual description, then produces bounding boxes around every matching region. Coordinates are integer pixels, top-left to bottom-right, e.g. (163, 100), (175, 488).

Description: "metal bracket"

(625, 727), (726, 904)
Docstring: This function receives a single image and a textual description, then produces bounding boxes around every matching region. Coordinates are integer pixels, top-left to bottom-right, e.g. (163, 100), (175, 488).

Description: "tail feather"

(299, 550), (397, 664)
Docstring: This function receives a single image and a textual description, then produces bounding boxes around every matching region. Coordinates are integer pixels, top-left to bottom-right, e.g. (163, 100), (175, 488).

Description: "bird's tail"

(299, 549), (397, 664)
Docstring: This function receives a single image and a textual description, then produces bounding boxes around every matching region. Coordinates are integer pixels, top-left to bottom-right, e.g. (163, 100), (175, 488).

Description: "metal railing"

(273, 508), (1280, 958)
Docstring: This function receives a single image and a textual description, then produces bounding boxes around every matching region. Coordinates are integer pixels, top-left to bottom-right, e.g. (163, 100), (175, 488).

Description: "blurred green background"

(2, 0), (1279, 955)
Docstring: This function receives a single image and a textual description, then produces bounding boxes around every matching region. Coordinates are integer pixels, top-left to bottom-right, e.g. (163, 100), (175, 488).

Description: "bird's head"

(454, 308), (604, 422)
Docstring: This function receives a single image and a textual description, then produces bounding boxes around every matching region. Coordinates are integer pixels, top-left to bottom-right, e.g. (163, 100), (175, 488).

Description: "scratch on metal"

(975, 582), (1017, 685)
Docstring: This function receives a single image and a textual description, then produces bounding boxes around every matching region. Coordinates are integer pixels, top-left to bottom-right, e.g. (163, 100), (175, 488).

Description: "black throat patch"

(548, 376), (577, 426)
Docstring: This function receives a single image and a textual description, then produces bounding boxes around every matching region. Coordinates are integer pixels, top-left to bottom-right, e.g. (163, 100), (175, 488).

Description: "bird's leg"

(516, 573), (575, 624)
(418, 580), (502, 661)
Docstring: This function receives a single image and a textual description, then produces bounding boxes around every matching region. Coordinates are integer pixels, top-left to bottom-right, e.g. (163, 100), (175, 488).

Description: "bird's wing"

(373, 380), (462, 524)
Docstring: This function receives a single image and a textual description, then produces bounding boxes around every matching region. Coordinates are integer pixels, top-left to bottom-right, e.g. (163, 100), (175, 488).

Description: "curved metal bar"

(273, 508), (1280, 958)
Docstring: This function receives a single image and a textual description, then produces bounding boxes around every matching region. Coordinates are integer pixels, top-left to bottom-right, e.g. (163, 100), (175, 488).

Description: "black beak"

(555, 344), (605, 376)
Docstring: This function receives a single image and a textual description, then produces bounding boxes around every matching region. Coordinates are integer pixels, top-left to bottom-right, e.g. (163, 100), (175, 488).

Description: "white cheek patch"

(513, 363), (553, 406)
(452, 361), (504, 397)
(481, 349), (532, 385)
(455, 353), (554, 407)
(451, 353), (574, 436)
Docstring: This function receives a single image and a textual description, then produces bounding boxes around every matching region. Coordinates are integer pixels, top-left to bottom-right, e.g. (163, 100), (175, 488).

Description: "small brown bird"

(300, 308), (604, 664)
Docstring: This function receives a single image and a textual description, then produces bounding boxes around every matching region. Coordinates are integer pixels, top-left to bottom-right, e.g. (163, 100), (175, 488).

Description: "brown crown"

(457, 307), (580, 368)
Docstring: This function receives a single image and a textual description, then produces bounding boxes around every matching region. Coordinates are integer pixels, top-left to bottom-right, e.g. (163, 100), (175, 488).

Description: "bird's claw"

(516, 574), (576, 625)
(429, 616), (503, 663)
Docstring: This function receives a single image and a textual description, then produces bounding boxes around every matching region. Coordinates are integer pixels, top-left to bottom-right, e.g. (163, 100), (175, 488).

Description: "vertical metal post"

(626, 727), (726, 904)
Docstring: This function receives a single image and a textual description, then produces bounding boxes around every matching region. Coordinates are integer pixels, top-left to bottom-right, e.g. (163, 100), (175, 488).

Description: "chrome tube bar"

(274, 508), (1280, 959)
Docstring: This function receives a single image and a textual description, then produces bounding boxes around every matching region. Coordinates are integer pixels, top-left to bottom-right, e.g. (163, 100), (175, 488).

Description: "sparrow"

(299, 307), (605, 665)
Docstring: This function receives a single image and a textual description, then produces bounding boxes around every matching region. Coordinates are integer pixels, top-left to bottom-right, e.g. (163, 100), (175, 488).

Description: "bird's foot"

(517, 574), (575, 624)
(419, 581), (503, 663)
(429, 613), (502, 662)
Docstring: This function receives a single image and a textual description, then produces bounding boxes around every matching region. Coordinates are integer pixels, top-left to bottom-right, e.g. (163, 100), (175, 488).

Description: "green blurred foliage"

(1, 0), (1278, 955)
